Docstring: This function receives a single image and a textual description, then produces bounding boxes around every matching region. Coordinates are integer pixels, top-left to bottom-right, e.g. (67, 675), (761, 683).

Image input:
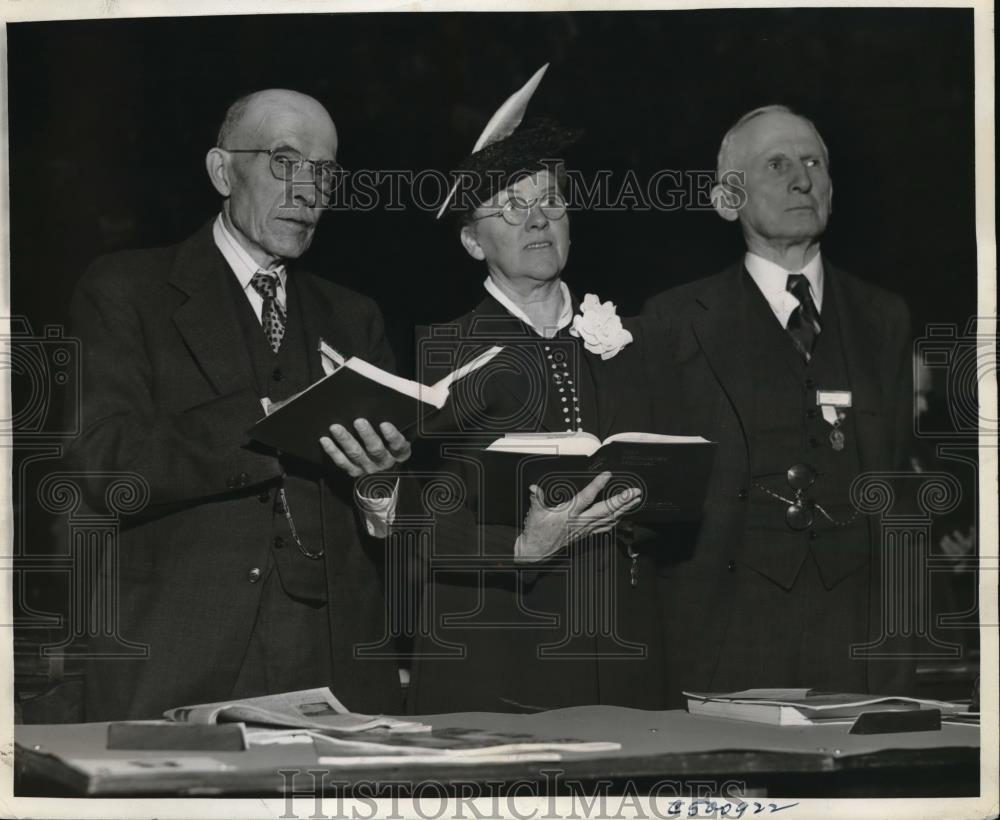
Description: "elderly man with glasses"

(642, 105), (915, 703)
(66, 89), (410, 720)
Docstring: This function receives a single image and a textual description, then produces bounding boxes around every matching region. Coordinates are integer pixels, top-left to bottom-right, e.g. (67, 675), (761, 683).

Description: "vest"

(227, 273), (329, 602)
(739, 272), (870, 589)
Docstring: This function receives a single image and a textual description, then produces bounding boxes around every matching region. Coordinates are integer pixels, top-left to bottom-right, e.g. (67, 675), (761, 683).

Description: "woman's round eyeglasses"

(470, 193), (568, 226)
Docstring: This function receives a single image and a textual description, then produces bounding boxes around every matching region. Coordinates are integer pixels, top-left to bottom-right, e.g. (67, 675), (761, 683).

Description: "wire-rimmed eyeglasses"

(221, 146), (343, 200)
(470, 193), (568, 226)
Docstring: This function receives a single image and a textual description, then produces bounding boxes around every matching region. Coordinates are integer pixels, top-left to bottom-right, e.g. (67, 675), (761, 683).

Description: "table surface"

(14, 706), (981, 797)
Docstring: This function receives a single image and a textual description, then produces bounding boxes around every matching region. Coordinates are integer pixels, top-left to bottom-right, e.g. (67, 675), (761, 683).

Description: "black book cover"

(474, 440), (716, 525)
(248, 368), (434, 463)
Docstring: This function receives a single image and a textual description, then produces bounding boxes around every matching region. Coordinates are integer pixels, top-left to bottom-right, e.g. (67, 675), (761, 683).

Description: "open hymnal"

(683, 689), (970, 726)
(249, 342), (503, 462)
(477, 431), (715, 524)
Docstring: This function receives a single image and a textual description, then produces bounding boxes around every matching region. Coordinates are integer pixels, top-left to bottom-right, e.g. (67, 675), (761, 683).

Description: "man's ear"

(711, 182), (741, 223)
(205, 148), (231, 197)
(459, 225), (486, 261)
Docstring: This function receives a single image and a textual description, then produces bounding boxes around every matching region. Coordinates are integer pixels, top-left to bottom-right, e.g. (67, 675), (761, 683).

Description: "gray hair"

(716, 104), (830, 181)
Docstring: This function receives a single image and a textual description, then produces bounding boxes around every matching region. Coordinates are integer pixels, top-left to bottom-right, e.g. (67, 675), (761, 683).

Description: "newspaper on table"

(164, 687), (622, 766)
(164, 687), (428, 733)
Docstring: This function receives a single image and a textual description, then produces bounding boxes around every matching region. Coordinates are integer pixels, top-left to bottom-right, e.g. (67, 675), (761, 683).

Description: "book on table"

(474, 431), (716, 524)
(683, 688), (972, 726)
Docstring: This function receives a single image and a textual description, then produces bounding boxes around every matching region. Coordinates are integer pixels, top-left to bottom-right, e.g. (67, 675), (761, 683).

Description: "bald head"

(217, 89), (337, 154)
(206, 89), (339, 268)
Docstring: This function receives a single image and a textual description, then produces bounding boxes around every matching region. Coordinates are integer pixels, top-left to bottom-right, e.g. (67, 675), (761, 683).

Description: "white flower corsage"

(569, 293), (634, 360)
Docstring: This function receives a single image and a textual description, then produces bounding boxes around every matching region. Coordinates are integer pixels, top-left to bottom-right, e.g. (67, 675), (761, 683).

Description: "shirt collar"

(483, 276), (574, 338)
(744, 249), (824, 313)
(213, 213), (287, 291)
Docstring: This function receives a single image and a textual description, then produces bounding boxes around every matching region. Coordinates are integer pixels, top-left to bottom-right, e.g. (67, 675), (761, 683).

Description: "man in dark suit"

(67, 89), (411, 720)
(643, 105), (914, 703)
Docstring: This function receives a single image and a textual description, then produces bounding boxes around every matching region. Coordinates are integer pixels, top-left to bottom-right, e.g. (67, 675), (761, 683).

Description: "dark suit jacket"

(66, 220), (401, 720)
(641, 259), (914, 698)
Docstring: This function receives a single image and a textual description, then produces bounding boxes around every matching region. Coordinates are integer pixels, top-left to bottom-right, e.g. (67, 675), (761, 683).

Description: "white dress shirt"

(213, 214), (287, 320)
(744, 250), (824, 328)
(212, 213), (396, 537)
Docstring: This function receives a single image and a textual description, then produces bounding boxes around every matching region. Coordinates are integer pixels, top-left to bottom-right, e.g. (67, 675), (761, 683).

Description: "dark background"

(7, 8), (978, 371)
(4, 8), (982, 716)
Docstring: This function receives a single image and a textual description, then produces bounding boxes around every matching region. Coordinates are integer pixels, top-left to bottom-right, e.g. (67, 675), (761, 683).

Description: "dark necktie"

(786, 273), (821, 362)
(250, 270), (286, 353)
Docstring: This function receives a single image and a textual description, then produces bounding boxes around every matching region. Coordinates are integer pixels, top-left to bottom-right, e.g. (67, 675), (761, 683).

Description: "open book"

(248, 341), (503, 462)
(477, 431), (715, 524)
(684, 689), (970, 726)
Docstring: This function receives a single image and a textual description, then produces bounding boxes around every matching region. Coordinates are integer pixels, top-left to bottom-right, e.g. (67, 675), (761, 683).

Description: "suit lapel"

(825, 261), (884, 471)
(581, 347), (612, 438)
(292, 273), (359, 385)
(169, 222), (258, 397)
(688, 265), (759, 455)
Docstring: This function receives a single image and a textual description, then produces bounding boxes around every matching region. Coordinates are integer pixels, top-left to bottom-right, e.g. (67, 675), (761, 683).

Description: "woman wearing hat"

(405, 70), (672, 714)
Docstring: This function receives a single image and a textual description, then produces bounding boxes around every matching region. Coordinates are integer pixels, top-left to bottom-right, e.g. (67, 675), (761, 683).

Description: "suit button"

(226, 476), (237, 489)
(273, 536), (285, 550)
(727, 560), (737, 572)
(247, 567), (262, 583)
(272, 367), (283, 382)
(809, 437), (819, 448)
(805, 378), (816, 389)
(238, 471), (250, 487)
(736, 489), (748, 500)
(809, 530), (818, 541)
(258, 490), (270, 503)
(806, 408), (818, 419)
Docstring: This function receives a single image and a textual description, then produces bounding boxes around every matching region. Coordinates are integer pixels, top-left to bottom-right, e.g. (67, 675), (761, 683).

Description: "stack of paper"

(684, 688), (972, 726)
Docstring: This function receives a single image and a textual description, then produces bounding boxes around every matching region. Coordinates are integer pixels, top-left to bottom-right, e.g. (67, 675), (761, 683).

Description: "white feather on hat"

(436, 63), (550, 220)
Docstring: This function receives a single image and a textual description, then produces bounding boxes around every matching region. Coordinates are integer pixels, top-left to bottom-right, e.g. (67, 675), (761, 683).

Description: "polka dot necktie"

(786, 273), (822, 363)
(250, 270), (286, 353)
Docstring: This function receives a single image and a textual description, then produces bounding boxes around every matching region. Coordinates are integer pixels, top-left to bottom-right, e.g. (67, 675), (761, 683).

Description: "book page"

(603, 432), (712, 445)
(430, 345), (504, 395)
(319, 338), (346, 375)
(486, 432), (602, 456)
(343, 358), (442, 407)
